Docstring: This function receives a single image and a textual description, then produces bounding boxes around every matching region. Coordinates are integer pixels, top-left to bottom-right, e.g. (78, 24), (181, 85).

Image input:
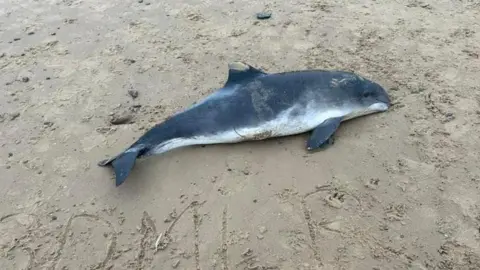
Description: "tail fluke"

(98, 122), (174, 186)
(98, 148), (142, 186)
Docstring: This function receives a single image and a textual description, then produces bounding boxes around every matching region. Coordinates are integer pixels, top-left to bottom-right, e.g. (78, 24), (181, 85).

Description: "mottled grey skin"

(129, 70), (386, 151)
(99, 62), (390, 186)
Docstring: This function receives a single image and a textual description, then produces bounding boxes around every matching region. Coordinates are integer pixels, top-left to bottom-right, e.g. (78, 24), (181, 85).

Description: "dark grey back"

(134, 70), (367, 150)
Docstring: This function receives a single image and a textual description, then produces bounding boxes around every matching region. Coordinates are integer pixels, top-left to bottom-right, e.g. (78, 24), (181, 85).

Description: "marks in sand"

(155, 200), (200, 252)
(275, 183), (376, 267)
(153, 200), (204, 269)
(220, 206), (229, 270)
(136, 211), (156, 270)
(53, 213), (117, 269)
(0, 213), (38, 270)
(4, 180), (476, 269)
(1, 211), (121, 269)
(300, 185), (332, 265)
(193, 203), (201, 270)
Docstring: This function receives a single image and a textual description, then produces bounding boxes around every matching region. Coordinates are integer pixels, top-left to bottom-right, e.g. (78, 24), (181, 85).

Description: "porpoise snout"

(375, 84), (391, 107)
(377, 93), (391, 107)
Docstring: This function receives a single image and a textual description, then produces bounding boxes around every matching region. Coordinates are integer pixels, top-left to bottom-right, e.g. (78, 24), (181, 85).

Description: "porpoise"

(98, 62), (391, 186)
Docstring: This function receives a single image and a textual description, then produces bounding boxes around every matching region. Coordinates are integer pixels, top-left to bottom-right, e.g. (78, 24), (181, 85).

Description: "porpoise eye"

(363, 92), (371, 98)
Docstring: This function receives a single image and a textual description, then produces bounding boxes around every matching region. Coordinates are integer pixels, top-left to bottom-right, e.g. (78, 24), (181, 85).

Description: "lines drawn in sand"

(154, 200), (204, 252)
(136, 211), (157, 270)
(0, 213), (38, 270)
(52, 213), (117, 270)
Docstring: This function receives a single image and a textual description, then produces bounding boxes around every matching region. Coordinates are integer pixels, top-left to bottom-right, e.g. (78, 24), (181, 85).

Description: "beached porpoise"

(98, 62), (391, 186)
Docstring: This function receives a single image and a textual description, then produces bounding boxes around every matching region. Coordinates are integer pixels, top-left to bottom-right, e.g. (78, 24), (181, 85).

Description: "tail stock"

(97, 116), (190, 186)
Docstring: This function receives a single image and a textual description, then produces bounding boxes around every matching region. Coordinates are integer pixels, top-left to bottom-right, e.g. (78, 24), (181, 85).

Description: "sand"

(1, 0), (480, 269)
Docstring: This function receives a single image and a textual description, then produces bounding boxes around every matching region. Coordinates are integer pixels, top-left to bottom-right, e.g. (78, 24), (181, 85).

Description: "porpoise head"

(340, 75), (391, 120)
(360, 78), (390, 108)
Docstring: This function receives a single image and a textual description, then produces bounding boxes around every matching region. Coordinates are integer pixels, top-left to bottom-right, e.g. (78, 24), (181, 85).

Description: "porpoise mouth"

(343, 102), (388, 120)
(376, 94), (391, 107)
(368, 102), (389, 112)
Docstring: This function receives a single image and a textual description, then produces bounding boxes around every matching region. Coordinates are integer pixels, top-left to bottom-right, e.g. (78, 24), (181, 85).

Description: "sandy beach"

(1, 0), (480, 269)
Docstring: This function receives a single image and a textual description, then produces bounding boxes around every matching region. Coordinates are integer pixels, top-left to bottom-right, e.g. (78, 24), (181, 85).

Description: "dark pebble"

(110, 114), (133, 125)
(128, 89), (139, 99)
(138, 0), (143, 2)
(46, 77), (51, 80)
(28, 31), (35, 35)
(51, 215), (57, 221)
(13, 37), (21, 41)
(64, 19), (76, 24)
(8, 152), (13, 157)
(21, 77), (30, 83)
(50, 32), (56, 36)
(124, 58), (136, 65)
(256, 11), (272, 20)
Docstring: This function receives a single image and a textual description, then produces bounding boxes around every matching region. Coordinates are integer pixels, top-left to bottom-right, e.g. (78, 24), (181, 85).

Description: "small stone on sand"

(128, 89), (139, 99)
(110, 113), (132, 125)
(256, 11), (272, 20)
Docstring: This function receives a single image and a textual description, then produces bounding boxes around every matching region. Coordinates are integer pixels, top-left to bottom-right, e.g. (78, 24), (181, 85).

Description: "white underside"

(149, 102), (387, 155)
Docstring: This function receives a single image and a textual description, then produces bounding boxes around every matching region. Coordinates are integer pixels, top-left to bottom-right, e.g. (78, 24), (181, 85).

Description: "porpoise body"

(99, 62), (391, 186)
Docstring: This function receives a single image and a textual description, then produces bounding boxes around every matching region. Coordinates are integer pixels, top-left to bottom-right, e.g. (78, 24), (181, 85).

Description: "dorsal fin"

(224, 62), (267, 86)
